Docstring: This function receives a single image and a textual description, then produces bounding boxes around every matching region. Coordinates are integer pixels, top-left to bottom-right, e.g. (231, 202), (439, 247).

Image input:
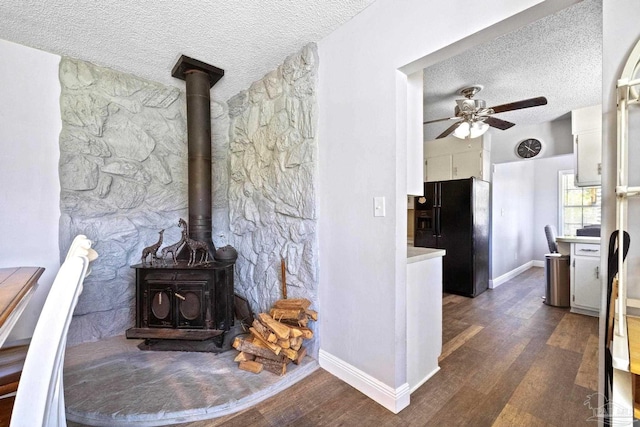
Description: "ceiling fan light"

(452, 121), (471, 139)
(452, 120), (488, 140)
(469, 121), (489, 138)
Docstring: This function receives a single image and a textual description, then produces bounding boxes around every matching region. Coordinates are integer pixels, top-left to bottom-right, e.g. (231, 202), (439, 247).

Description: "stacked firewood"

(233, 298), (317, 376)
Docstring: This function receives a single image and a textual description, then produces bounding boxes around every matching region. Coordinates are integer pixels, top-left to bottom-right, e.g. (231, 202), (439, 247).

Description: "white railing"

(610, 35), (640, 427)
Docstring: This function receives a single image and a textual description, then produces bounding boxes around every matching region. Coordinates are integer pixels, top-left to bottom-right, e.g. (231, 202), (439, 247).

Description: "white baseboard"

(570, 306), (599, 317)
(319, 349), (410, 414)
(410, 366), (440, 394)
(532, 260), (545, 268)
(489, 260), (534, 289)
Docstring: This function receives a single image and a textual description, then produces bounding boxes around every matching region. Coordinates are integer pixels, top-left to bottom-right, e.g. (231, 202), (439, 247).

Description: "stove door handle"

(175, 293), (186, 301)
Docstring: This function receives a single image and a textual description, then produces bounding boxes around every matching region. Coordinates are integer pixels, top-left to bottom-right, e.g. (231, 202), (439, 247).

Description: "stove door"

(176, 283), (206, 328)
(148, 284), (174, 327)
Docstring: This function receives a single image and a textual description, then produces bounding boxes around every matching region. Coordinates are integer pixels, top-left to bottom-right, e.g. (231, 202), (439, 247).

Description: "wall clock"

(516, 138), (543, 159)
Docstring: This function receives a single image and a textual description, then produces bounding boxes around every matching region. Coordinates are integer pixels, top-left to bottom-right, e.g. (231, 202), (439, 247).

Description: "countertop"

(556, 236), (601, 244)
(407, 246), (446, 264)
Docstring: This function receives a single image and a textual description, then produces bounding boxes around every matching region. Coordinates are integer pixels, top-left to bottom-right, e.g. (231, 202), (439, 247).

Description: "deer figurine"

(141, 229), (164, 265)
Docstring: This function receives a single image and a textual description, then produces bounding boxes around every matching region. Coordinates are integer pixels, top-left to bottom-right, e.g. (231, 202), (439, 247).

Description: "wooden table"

(0, 267), (44, 347)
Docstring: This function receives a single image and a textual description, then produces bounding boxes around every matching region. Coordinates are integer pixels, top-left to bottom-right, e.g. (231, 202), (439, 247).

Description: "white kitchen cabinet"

(570, 242), (601, 316)
(425, 154), (452, 182)
(453, 150), (484, 179)
(574, 131), (601, 187)
(424, 136), (490, 182)
(571, 105), (602, 187)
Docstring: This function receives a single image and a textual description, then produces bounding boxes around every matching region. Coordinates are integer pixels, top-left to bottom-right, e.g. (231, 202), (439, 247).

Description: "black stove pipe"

(171, 55), (224, 256)
(185, 69), (213, 248)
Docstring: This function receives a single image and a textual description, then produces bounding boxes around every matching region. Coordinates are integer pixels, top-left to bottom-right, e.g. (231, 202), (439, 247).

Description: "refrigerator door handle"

(433, 183), (438, 207)
(436, 182), (442, 237)
(432, 207), (437, 237)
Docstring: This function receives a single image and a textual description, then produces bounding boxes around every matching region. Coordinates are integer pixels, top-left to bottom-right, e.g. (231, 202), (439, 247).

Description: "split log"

(234, 351), (255, 362)
(287, 327), (303, 338)
(270, 308), (305, 322)
(277, 338), (291, 349)
(290, 337), (303, 351)
(280, 317), (309, 328)
(249, 327), (281, 354)
(283, 325), (308, 339)
(293, 346), (307, 365)
(280, 347), (298, 361)
(273, 298), (311, 310)
(255, 357), (287, 376)
(233, 337), (285, 362)
(251, 338), (271, 350)
(232, 336), (244, 349)
(257, 313), (290, 340)
(252, 319), (277, 343)
(239, 360), (263, 374)
(297, 327), (313, 339)
(305, 309), (318, 321)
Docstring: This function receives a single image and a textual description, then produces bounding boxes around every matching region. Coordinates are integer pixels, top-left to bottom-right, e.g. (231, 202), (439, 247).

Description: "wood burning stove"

(126, 55), (237, 352)
(126, 260), (234, 350)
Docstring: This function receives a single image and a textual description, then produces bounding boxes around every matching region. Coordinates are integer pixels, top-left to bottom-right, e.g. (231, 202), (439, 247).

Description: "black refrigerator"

(414, 177), (490, 297)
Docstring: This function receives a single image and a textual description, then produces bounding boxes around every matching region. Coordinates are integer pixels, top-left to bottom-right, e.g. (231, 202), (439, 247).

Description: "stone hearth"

(64, 335), (318, 426)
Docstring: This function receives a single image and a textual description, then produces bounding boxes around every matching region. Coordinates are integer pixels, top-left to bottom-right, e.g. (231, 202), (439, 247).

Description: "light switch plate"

(374, 196), (386, 217)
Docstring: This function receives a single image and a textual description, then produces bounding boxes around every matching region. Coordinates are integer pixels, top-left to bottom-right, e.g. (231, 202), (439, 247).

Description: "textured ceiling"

(423, 0), (602, 141)
(0, 0), (375, 102)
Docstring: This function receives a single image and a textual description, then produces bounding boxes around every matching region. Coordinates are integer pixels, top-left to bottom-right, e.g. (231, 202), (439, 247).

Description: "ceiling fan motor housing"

(455, 98), (486, 117)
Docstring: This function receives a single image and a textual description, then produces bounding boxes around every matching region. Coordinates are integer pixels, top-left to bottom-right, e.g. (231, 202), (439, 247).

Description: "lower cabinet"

(570, 243), (601, 316)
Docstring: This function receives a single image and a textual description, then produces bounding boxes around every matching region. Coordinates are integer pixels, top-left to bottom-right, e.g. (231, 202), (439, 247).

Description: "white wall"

(316, 0), (574, 410)
(490, 152), (574, 279)
(0, 39), (61, 339)
(492, 118), (573, 164)
(491, 161), (535, 279)
(532, 154), (574, 261)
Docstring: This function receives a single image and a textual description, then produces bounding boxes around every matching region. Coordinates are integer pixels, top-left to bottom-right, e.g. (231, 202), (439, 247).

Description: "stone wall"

(59, 43), (318, 351)
(59, 58), (230, 344)
(227, 44), (319, 355)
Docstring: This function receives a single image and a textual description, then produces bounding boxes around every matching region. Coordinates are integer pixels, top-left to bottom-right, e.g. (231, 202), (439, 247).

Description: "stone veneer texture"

(59, 58), (230, 345)
(59, 44), (319, 353)
(227, 44), (319, 354)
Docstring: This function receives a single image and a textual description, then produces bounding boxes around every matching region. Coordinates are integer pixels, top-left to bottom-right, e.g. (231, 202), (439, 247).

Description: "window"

(559, 170), (601, 236)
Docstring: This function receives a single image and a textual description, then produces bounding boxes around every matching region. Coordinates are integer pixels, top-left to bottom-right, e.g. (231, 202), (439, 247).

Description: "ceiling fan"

(423, 85), (547, 139)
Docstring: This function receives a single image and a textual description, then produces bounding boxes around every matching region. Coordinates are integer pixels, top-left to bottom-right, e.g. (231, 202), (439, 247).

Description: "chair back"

(545, 224), (559, 253)
(10, 235), (96, 427)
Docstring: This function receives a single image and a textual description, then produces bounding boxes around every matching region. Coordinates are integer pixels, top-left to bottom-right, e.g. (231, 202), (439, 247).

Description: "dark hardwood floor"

(180, 267), (598, 427)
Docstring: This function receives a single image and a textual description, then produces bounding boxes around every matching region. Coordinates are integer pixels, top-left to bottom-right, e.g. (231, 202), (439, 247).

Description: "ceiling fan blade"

(436, 121), (461, 139)
(423, 117), (458, 124)
(485, 117), (516, 130)
(489, 96), (548, 114)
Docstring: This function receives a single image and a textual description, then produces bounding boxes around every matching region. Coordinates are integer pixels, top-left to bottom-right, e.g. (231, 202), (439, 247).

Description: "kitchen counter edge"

(556, 236), (601, 244)
(407, 246), (446, 264)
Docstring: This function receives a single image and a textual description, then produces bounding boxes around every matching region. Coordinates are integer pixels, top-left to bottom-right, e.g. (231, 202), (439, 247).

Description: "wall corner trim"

(319, 349), (410, 414)
(532, 260), (545, 268)
(490, 260), (535, 289)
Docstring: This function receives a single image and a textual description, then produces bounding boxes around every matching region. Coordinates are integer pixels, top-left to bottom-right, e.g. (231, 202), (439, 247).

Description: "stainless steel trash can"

(544, 254), (570, 307)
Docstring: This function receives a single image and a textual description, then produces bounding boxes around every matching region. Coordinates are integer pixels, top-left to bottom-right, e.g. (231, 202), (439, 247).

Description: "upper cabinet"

(571, 105), (602, 187)
(424, 136), (491, 182)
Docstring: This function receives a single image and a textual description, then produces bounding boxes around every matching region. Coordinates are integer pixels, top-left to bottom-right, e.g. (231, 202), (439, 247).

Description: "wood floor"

(179, 267), (599, 426)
